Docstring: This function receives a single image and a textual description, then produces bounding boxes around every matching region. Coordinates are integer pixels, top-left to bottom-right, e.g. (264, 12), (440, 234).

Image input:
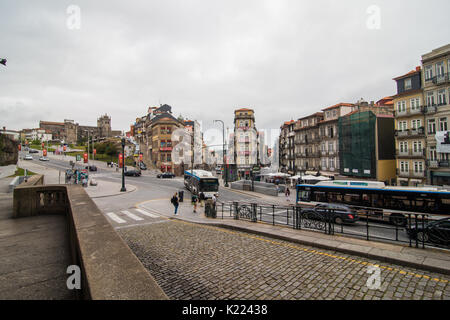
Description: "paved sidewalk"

(0, 179), (74, 299)
(137, 198), (450, 276)
(0, 165), (17, 179)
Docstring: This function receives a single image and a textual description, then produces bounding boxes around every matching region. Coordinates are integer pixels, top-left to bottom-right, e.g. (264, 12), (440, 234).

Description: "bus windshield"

(200, 179), (219, 192)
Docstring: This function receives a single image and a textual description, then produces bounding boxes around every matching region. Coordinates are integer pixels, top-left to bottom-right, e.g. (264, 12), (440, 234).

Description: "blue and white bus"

(296, 180), (450, 225)
(184, 170), (219, 198)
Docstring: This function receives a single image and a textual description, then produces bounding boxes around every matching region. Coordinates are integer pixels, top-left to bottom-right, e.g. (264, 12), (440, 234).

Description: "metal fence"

(215, 201), (448, 250)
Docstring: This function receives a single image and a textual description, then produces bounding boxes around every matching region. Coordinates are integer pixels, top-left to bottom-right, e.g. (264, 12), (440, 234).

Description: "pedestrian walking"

(212, 193), (217, 210)
(199, 192), (205, 207)
(191, 194), (198, 213)
(171, 192), (179, 215)
(285, 187), (290, 201)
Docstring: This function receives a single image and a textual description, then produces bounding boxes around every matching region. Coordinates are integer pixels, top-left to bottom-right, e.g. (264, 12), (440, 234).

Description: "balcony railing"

(397, 169), (425, 178)
(394, 106), (425, 117)
(395, 127), (425, 138)
(396, 149), (426, 158)
(431, 73), (450, 86)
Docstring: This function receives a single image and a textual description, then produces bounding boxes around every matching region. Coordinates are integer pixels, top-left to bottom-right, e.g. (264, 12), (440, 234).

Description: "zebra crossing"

(105, 207), (164, 227)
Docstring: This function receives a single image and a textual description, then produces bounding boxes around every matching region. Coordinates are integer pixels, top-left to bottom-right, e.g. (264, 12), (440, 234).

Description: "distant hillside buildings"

(37, 114), (122, 144)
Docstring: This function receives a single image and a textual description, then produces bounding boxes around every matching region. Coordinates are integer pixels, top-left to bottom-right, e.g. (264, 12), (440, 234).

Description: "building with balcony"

(233, 108), (261, 179)
(392, 66), (426, 186)
(279, 120), (295, 174)
(338, 99), (396, 184)
(318, 103), (355, 178)
(421, 44), (450, 185)
(294, 112), (324, 175)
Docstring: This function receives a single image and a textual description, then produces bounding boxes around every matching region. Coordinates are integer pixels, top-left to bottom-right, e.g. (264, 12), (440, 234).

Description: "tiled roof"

(392, 67), (421, 81)
(235, 108), (254, 112)
(298, 112), (324, 121)
(322, 103), (354, 111)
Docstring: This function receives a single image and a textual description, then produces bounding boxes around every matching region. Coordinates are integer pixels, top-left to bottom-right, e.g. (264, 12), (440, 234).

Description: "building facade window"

(410, 98), (421, 111)
(428, 119), (436, 134)
(437, 89), (447, 106)
(430, 147), (437, 161)
(397, 101), (406, 113)
(398, 120), (408, 131)
(399, 141), (408, 153)
(436, 61), (445, 78)
(411, 119), (422, 130)
(404, 78), (412, 90)
(400, 161), (409, 173)
(413, 141), (422, 153)
(425, 65), (433, 80)
(414, 161), (423, 173)
(439, 117), (448, 131)
(427, 91), (435, 106)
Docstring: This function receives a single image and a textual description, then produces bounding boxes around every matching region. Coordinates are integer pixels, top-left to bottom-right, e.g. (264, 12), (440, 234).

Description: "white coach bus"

(184, 170), (219, 198)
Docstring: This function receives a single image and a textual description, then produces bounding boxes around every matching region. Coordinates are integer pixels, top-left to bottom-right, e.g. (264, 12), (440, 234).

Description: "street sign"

(83, 153), (88, 163)
(43, 149), (47, 157)
(63, 145), (67, 152)
(76, 154), (81, 161)
(18, 144), (21, 151)
(139, 154), (143, 161)
(93, 149), (96, 156)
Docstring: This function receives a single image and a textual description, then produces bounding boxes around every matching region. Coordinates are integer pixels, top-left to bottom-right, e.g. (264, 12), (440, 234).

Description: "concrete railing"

(8, 174), (44, 193)
(12, 184), (168, 300)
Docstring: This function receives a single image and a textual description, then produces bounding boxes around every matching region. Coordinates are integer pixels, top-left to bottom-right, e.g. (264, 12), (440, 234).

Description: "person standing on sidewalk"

(171, 192), (179, 215)
(285, 187), (290, 202)
(191, 193), (198, 213)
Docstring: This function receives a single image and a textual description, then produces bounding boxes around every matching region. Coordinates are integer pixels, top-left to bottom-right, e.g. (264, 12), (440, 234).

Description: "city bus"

(296, 180), (450, 225)
(184, 170), (219, 198)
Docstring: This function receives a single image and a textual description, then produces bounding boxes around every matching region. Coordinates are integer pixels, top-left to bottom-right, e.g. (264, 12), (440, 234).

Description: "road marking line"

(169, 219), (450, 284)
(121, 210), (144, 221)
(106, 212), (126, 224)
(135, 208), (159, 218)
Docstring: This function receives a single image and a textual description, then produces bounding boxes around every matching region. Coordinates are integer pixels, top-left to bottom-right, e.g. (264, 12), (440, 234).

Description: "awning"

(430, 171), (450, 177)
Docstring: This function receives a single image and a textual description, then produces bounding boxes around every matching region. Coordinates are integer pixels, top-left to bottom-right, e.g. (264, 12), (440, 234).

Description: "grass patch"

(8, 167), (36, 177)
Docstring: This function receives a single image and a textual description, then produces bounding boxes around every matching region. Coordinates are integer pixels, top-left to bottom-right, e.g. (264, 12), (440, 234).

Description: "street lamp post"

(120, 137), (126, 192)
(214, 120), (228, 187)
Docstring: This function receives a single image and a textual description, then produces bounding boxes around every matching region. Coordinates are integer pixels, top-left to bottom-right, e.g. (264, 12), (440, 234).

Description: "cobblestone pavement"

(118, 219), (450, 300)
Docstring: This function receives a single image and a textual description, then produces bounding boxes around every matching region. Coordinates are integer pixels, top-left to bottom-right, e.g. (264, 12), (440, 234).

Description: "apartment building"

(233, 108), (258, 179)
(294, 112), (324, 175)
(318, 103), (355, 178)
(421, 44), (450, 185)
(279, 120), (295, 174)
(392, 67), (426, 186)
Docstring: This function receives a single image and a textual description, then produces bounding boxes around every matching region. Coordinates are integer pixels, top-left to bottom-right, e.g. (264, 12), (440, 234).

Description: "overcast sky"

(1, 0), (449, 147)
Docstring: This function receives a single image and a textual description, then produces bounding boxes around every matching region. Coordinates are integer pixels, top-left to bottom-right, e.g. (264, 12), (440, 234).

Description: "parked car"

(138, 162), (147, 170)
(39, 157), (49, 161)
(24, 155), (33, 160)
(157, 172), (175, 179)
(87, 165), (97, 172)
(302, 203), (359, 224)
(29, 149), (39, 154)
(124, 168), (141, 177)
(406, 217), (450, 246)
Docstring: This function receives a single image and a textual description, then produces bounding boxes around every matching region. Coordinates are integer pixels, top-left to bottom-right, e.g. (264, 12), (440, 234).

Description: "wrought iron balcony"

(397, 169), (425, 178)
(395, 149), (426, 158)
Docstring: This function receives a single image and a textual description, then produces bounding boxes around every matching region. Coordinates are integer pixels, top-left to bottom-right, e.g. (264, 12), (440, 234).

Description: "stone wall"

(0, 134), (18, 166)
